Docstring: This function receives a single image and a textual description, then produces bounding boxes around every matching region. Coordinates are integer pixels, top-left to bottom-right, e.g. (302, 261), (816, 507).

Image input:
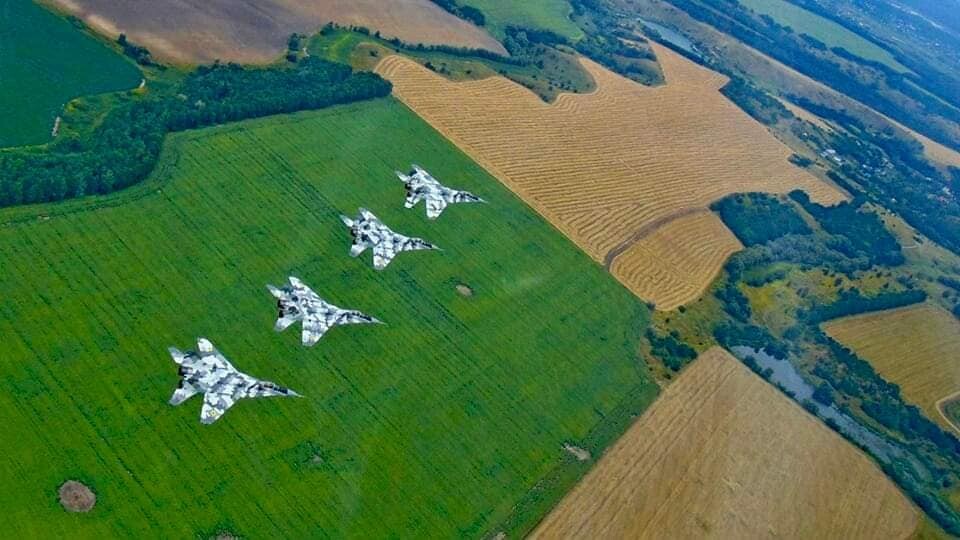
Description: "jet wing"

(301, 312), (332, 347)
(169, 381), (199, 406)
(372, 242), (399, 271)
(359, 208), (380, 223)
(405, 190), (423, 209)
(349, 239), (368, 258)
(287, 276), (318, 299)
(274, 315), (299, 332)
(198, 370), (255, 424)
(425, 196), (448, 220)
(200, 388), (237, 424)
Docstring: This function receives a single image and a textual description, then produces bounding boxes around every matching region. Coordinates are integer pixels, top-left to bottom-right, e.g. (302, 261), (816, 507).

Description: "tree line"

(0, 58), (391, 208)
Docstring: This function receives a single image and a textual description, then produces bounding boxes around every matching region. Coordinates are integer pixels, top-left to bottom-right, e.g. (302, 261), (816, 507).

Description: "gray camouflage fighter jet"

(267, 276), (381, 346)
(340, 208), (439, 270)
(396, 164), (484, 219)
(168, 338), (300, 424)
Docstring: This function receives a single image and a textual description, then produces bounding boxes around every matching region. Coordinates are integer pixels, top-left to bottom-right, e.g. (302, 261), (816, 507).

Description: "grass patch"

(736, 0), (910, 73)
(461, 0), (584, 41)
(0, 97), (654, 536)
(0, 0), (141, 147)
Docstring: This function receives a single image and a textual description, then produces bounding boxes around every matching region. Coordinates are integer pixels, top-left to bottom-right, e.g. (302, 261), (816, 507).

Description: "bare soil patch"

(46, 0), (505, 65)
(532, 347), (918, 539)
(58, 480), (95, 513)
(456, 284), (474, 297)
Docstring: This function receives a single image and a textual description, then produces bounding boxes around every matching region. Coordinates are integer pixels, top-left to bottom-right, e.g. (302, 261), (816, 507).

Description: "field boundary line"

(603, 207), (712, 269)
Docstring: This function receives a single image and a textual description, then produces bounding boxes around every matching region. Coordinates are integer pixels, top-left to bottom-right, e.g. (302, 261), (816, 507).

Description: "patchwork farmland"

(0, 98), (657, 536)
(46, 0), (505, 64)
(376, 43), (845, 310)
(532, 347), (919, 539)
(824, 305), (960, 434)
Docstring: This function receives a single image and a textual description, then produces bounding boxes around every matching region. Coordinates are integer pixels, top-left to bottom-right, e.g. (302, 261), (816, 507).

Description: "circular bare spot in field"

(456, 284), (474, 297)
(58, 481), (95, 513)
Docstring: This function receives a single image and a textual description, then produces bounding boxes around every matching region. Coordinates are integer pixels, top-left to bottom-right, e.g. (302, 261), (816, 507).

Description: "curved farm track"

(609, 211), (742, 310)
(377, 44), (844, 310)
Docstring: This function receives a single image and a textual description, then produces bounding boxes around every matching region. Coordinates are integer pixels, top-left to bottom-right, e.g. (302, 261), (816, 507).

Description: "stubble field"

(0, 98), (657, 537)
(376, 43), (844, 310)
(824, 305), (960, 434)
(45, 0), (506, 64)
(532, 347), (919, 539)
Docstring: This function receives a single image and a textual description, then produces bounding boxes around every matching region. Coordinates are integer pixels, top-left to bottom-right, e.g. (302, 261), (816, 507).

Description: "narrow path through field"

(935, 391), (960, 436)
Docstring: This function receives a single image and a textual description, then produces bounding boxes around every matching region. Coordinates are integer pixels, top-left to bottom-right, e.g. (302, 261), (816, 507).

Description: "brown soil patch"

(376, 44), (844, 310)
(824, 304), (960, 435)
(532, 347), (919, 539)
(45, 0), (505, 65)
(58, 480), (96, 513)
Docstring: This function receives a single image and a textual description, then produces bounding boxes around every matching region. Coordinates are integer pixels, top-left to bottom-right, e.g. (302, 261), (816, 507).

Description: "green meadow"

(0, 98), (656, 537)
(461, 0), (584, 41)
(0, 0), (141, 147)
(737, 0), (910, 72)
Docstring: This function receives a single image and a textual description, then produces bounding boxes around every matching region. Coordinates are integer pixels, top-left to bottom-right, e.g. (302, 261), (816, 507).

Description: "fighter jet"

(340, 208), (439, 270)
(396, 164), (484, 219)
(267, 276), (381, 347)
(168, 338), (300, 424)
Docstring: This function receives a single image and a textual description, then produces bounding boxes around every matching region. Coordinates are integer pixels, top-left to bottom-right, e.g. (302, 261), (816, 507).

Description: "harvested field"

(376, 43), (844, 309)
(532, 347), (919, 539)
(824, 305), (960, 434)
(609, 211), (742, 310)
(46, 0), (505, 64)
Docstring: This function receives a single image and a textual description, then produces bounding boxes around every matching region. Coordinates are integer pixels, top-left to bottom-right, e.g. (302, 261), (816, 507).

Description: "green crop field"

(0, 97), (656, 537)
(462, 0), (584, 41)
(0, 0), (141, 148)
(737, 0), (910, 73)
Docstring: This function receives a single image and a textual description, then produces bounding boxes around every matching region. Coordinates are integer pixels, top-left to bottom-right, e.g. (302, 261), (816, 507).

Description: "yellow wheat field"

(824, 305), (960, 434)
(532, 347), (918, 539)
(609, 211), (742, 309)
(376, 44), (844, 309)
